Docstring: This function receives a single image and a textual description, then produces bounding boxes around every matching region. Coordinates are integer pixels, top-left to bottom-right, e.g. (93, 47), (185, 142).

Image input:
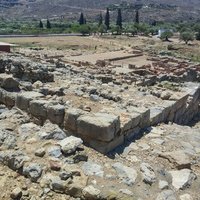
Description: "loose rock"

(59, 136), (83, 154)
(112, 162), (137, 186)
(10, 187), (22, 199)
(169, 169), (196, 190)
(140, 162), (156, 185)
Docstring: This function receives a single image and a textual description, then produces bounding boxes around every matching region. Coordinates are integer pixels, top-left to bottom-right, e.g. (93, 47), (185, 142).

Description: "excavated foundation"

(0, 83), (199, 154)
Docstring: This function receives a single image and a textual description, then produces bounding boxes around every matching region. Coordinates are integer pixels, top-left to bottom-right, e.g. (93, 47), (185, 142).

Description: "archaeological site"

(0, 15), (200, 200)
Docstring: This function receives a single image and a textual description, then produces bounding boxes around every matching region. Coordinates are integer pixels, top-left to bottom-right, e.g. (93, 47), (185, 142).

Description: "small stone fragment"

(23, 163), (43, 182)
(82, 161), (104, 177)
(156, 190), (176, 200)
(47, 146), (62, 158)
(49, 159), (61, 171)
(35, 148), (45, 157)
(140, 163), (156, 185)
(10, 187), (22, 199)
(82, 185), (101, 200)
(159, 180), (169, 190)
(59, 171), (72, 180)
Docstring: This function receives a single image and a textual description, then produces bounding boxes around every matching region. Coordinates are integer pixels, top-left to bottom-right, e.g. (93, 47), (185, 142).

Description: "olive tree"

(180, 31), (194, 44)
(160, 31), (173, 41)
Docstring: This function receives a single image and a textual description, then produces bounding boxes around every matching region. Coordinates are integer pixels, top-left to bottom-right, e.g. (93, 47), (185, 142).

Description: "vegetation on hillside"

(0, 7), (198, 45)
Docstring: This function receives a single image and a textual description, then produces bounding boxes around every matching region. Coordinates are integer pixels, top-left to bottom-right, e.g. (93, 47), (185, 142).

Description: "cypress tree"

(135, 10), (139, 24)
(151, 20), (156, 26)
(99, 12), (103, 27)
(79, 13), (85, 25)
(116, 8), (122, 29)
(84, 17), (87, 24)
(47, 19), (51, 29)
(39, 20), (43, 28)
(105, 8), (110, 30)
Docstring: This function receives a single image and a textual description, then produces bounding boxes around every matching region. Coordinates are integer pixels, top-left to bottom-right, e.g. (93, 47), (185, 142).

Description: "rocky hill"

(0, 0), (200, 22)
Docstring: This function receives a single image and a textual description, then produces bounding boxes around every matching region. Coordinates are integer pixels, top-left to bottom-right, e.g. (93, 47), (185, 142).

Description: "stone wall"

(0, 85), (199, 154)
(150, 87), (200, 126)
(0, 57), (54, 83)
(107, 54), (143, 62)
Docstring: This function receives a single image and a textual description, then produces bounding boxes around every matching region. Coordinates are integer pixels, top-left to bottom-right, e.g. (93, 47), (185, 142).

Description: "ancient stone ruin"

(0, 53), (199, 154)
(0, 50), (199, 199)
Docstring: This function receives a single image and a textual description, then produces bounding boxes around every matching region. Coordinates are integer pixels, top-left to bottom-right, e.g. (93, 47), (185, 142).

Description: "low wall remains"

(0, 85), (199, 154)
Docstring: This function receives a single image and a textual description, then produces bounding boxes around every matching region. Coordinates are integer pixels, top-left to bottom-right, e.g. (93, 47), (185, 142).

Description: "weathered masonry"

(0, 80), (199, 154)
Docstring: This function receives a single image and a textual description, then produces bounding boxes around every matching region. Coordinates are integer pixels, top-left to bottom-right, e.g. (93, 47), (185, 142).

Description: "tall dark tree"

(47, 19), (51, 29)
(135, 10), (139, 24)
(98, 12), (103, 27)
(79, 12), (85, 25)
(84, 17), (87, 24)
(151, 20), (157, 26)
(116, 8), (122, 29)
(105, 8), (110, 30)
(39, 20), (43, 28)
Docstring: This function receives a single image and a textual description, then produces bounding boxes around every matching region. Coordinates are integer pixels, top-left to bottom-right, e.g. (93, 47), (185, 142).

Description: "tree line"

(39, 8), (141, 35)
(77, 8), (140, 32)
(2, 7), (198, 44)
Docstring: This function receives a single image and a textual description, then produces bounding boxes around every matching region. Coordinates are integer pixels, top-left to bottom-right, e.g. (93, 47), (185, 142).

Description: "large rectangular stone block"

(29, 100), (49, 120)
(77, 112), (120, 142)
(87, 135), (124, 154)
(129, 107), (150, 129)
(120, 112), (141, 134)
(47, 104), (65, 126)
(150, 102), (173, 126)
(5, 92), (16, 108)
(150, 107), (164, 126)
(16, 91), (44, 111)
(124, 126), (140, 142)
(0, 74), (19, 91)
(64, 108), (86, 132)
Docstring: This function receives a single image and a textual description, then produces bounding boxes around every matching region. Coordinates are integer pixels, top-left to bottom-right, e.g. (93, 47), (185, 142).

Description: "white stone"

(83, 185), (101, 199)
(140, 162), (156, 185)
(180, 194), (193, 200)
(156, 190), (176, 200)
(59, 136), (83, 154)
(159, 180), (169, 190)
(112, 162), (137, 186)
(169, 169), (196, 190)
(82, 161), (104, 177)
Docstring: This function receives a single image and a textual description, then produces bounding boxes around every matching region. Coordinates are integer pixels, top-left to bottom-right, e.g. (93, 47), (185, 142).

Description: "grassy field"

(0, 36), (117, 51)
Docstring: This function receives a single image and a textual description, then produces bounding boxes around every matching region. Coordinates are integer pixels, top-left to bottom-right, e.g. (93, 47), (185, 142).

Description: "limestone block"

(77, 112), (120, 142)
(120, 112), (141, 134)
(64, 108), (86, 132)
(124, 126), (140, 142)
(150, 107), (164, 126)
(129, 107), (150, 129)
(87, 135), (124, 154)
(29, 100), (49, 119)
(150, 101), (174, 126)
(47, 104), (65, 126)
(16, 91), (44, 111)
(0, 74), (19, 91)
(5, 92), (16, 108)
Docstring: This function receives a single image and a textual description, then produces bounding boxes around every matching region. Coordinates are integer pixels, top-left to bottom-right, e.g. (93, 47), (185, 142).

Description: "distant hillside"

(0, 0), (200, 22)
